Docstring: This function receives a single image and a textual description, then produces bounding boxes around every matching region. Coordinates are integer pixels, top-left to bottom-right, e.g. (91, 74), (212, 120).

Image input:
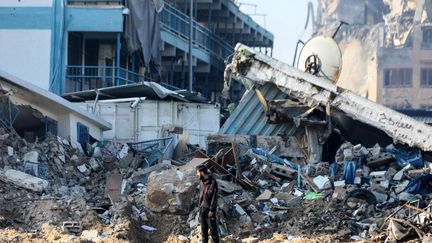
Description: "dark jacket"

(199, 176), (218, 212)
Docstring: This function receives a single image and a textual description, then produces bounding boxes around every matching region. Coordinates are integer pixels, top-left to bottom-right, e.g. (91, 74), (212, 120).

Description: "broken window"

(421, 68), (432, 87)
(383, 68), (412, 87)
(77, 122), (90, 145)
(45, 117), (58, 136)
(422, 27), (432, 49)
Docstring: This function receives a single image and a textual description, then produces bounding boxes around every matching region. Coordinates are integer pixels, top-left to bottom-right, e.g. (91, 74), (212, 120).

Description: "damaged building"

(2, 0), (432, 242)
(314, 0), (432, 110)
(0, 0), (273, 102)
(0, 70), (111, 145)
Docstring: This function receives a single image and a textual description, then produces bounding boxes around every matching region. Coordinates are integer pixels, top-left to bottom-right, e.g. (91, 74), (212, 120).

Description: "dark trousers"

(199, 208), (219, 243)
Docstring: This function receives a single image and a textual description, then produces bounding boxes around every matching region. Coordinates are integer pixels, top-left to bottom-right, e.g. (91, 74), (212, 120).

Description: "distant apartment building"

(315, 0), (432, 110)
(0, 0), (273, 102)
(378, 24), (432, 109)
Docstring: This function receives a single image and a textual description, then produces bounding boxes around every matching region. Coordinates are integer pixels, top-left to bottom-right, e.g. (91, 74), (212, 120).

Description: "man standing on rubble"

(196, 164), (219, 243)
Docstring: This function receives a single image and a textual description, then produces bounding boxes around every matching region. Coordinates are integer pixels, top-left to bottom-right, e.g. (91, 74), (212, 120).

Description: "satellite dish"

(297, 36), (342, 83)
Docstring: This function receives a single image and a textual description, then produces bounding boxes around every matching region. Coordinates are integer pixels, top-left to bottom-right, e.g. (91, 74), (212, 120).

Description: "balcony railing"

(65, 65), (153, 92)
(160, 3), (234, 60)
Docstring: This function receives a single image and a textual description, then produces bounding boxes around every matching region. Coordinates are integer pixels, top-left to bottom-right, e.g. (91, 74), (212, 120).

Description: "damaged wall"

(229, 43), (432, 152)
(0, 71), (111, 142)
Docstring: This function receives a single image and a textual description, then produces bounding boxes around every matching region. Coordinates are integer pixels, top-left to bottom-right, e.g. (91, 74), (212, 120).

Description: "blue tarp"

(386, 146), (423, 168)
(343, 161), (357, 184)
(404, 174), (432, 195)
(251, 147), (299, 169)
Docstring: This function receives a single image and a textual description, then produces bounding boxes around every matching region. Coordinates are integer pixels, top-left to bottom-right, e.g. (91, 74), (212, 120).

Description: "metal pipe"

(116, 33), (121, 86)
(188, 0), (193, 92)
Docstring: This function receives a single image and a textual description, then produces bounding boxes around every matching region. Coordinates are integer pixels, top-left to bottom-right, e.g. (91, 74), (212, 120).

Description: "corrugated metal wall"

(220, 83), (296, 136)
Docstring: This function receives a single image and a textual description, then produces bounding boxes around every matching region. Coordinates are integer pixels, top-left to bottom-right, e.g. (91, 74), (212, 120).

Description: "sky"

(239, 0), (316, 64)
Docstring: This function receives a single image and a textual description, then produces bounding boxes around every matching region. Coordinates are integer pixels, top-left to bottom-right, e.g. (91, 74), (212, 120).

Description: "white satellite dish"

(297, 36), (342, 83)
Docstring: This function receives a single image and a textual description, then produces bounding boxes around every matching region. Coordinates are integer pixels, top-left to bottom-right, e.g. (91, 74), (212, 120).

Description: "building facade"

(0, 0), (273, 102)
(314, 0), (432, 110)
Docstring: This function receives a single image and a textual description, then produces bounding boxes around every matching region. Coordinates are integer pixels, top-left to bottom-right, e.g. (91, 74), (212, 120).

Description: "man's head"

(196, 164), (209, 180)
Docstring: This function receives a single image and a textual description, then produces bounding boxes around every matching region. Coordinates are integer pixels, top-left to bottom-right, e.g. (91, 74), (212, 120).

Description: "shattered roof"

(0, 70), (111, 130)
(228, 43), (432, 152)
(61, 82), (208, 103)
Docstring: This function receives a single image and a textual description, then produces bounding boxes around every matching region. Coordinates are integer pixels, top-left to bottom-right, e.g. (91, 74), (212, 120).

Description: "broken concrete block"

(234, 204), (246, 215)
(23, 151), (38, 163)
(71, 154), (79, 163)
(105, 173), (123, 203)
(81, 229), (99, 240)
(0, 169), (48, 192)
(407, 169), (425, 178)
(62, 221), (82, 234)
(384, 167), (397, 180)
(366, 153), (394, 168)
(77, 164), (90, 176)
(313, 175), (331, 190)
(256, 189), (272, 201)
(270, 164), (296, 178)
(369, 171), (386, 182)
(145, 167), (199, 214)
(275, 192), (292, 201)
(353, 144), (369, 157)
(371, 182), (387, 194)
(343, 149), (354, 161)
(393, 164), (411, 181)
(88, 158), (101, 171)
(395, 180), (410, 194)
(380, 180), (390, 189)
(354, 177), (361, 185)
(398, 192), (420, 202)
(334, 180), (346, 187)
(270, 198), (279, 205)
(217, 179), (242, 194)
(371, 191), (387, 203)
(332, 187), (347, 200)
(7, 146), (13, 156)
(59, 154), (66, 163)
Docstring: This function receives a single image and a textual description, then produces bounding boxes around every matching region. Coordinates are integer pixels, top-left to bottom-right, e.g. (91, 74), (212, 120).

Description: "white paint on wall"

(0, 0), (53, 7)
(57, 114), (71, 139)
(78, 100), (220, 148)
(69, 113), (103, 141)
(0, 29), (51, 90)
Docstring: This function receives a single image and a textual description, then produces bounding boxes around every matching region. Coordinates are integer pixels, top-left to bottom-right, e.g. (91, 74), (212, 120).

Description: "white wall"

(69, 113), (103, 142)
(0, 29), (51, 90)
(79, 100), (220, 148)
(1, 0), (52, 7)
(57, 114), (71, 139)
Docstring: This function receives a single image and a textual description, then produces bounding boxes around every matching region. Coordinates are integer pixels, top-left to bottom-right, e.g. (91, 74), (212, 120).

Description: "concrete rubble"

(1, 3), (432, 243)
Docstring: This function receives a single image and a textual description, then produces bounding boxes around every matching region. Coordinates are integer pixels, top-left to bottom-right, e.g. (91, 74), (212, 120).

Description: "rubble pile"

(0, 127), (143, 242)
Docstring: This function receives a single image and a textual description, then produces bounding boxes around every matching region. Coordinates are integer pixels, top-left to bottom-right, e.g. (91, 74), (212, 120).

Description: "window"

(384, 68), (413, 87)
(45, 117), (58, 136)
(422, 27), (432, 49)
(421, 68), (432, 87)
(77, 122), (89, 144)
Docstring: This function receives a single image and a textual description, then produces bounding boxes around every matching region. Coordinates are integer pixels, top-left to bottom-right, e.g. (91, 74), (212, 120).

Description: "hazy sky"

(239, 0), (316, 64)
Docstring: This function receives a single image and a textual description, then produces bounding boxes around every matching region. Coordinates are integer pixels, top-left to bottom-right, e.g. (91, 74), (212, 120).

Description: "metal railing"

(65, 65), (153, 92)
(160, 3), (234, 60)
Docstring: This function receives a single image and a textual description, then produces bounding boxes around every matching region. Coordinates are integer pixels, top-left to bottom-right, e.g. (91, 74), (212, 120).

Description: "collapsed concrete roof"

(226, 43), (432, 152)
(0, 69), (112, 131)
